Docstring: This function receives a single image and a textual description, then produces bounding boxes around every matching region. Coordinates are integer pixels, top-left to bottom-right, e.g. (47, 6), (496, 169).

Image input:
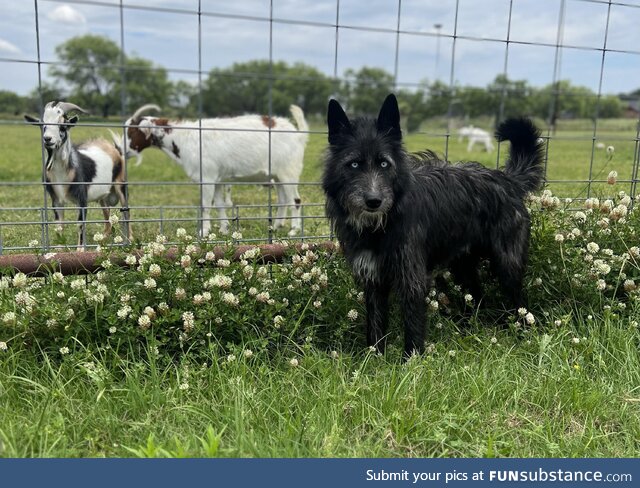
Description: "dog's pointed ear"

(24, 114), (40, 125)
(327, 98), (352, 145)
(376, 93), (401, 140)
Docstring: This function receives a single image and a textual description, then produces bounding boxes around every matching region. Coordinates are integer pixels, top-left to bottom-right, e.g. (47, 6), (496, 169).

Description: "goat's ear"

(376, 93), (401, 141)
(24, 114), (40, 124)
(65, 115), (79, 126)
(327, 98), (352, 145)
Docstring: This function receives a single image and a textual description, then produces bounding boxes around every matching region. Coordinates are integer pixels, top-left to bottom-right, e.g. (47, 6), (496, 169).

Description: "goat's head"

(24, 101), (89, 150)
(123, 104), (161, 165)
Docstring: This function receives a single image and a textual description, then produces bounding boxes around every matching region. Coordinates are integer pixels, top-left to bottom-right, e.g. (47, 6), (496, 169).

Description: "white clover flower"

(217, 259), (231, 268)
(178, 382), (189, 391)
(148, 263), (161, 277)
(2, 312), (16, 325)
(243, 349), (254, 359)
(330, 350), (339, 359)
(464, 293), (473, 303)
(623, 279), (636, 292)
(600, 200), (614, 213)
(143, 306), (156, 319)
(176, 227), (187, 238)
(231, 231), (243, 240)
(554, 234), (564, 243)
(593, 260), (611, 276)
(54, 224), (63, 233)
(630, 247), (640, 259)
(586, 242), (600, 254)
(448, 350), (456, 358)
(185, 244), (198, 256)
(248, 287), (258, 296)
(207, 274), (232, 289)
(124, 255), (137, 266)
(584, 197), (599, 210)
(180, 255), (191, 268)
(12, 273), (28, 289)
(59, 346), (70, 355)
(205, 251), (216, 261)
(525, 312), (535, 325)
(517, 307), (528, 317)
(226, 354), (236, 363)
(620, 195), (632, 207)
(192, 294), (205, 306)
(573, 211), (587, 223)
(113, 235), (123, 244)
(93, 232), (105, 243)
(554, 319), (562, 327)
(533, 277), (542, 286)
(256, 266), (268, 278)
(138, 314), (151, 328)
(222, 292), (239, 306)
(241, 247), (260, 260)
(182, 311), (195, 331)
(347, 309), (359, 321)
(596, 279), (607, 291)
(242, 266), (254, 280)
(571, 337), (580, 344)
(0, 342), (7, 351)
(490, 337), (498, 344)
(597, 218), (609, 229)
(255, 291), (270, 303)
(610, 204), (628, 221)
(15, 291), (35, 307)
(429, 300), (439, 311)
(606, 146), (615, 156)
(158, 302), (169, 313)
(28, 239), (39, 248)
(289, 358), (299, 367)
(301, 272), (312, 283)
(571, 228), (581, 238)
(313, 300), (322, 309)
(109, 214), (119, 225)
(109, 326), (117, 334)
(144, 278), (157, 289)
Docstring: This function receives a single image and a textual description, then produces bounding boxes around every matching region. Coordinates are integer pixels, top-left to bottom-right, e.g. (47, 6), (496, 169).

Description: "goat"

(24, 101), (132, 247)
(118, 104), (309, 236)
(458, 125), (494, 153)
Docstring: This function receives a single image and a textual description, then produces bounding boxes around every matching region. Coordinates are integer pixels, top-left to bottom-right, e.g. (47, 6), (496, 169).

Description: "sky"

(1, 0), (640, 97)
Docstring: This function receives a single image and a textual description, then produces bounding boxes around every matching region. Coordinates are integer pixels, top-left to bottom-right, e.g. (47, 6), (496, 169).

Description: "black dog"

(322, 94), (544, 357)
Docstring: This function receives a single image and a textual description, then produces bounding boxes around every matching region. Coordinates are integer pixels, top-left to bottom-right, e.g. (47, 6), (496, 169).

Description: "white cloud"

(48, 5), (87, 25)
(0, 38), (20, 54)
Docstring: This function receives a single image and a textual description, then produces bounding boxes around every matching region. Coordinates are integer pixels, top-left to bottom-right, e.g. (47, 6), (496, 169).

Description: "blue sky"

(1, 0), (640, 96)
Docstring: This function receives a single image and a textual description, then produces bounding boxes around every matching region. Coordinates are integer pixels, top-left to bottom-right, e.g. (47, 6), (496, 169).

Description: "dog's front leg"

(364, 281), (391, 353)
(399, 282), (428, 358)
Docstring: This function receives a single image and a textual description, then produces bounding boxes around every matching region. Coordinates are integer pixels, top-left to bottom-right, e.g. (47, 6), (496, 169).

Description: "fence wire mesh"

(1, 0), (639, 253)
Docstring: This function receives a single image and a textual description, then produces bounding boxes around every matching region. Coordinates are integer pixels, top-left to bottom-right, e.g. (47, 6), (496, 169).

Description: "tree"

(201, 60), (332, 117)
(50, 35), (171, 117)
(0, 90), (27, 116)
(340, 67), (395, 116)
(25, 82), (64, 114)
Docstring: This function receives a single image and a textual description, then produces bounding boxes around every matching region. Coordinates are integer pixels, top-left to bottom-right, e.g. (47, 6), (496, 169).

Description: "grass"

(0, 116), (637, 249)
(0, 115), (640, 458)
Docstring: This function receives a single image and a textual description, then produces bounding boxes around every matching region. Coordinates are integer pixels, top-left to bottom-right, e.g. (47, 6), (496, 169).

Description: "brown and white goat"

(25, 101), (132, 247)
(118, 104), (309, 236)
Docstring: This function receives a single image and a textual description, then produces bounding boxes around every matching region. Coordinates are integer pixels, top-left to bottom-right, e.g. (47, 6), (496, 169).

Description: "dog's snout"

(365, 195), (382, 210)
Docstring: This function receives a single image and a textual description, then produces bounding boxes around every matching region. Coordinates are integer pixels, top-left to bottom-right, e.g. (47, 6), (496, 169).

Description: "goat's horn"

(57, 102), (89, 115)
(130, 104), (161, 124)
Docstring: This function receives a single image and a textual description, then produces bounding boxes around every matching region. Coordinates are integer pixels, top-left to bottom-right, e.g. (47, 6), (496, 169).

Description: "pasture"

(0, 116), (639, 458)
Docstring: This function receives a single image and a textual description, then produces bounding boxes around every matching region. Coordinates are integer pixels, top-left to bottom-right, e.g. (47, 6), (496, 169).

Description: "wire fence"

(1, 0), (639, 254)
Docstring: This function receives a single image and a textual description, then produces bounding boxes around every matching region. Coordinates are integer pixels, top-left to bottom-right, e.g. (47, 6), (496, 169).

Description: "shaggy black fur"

(322, 94), (544, 357)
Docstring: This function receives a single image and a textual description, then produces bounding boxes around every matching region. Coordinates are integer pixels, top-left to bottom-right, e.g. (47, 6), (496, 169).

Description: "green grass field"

(0, 115), (639, 458)
(0, 116), (637, 250)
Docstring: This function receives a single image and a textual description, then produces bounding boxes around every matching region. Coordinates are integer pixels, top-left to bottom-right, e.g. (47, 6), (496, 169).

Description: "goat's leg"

(76, 203), (88, 250)
(282, 184), (302, 236)
(114, 183), (133, 240)
(224, 185), (233, 206)
(100, 200), (112, 235)
(273, 185), (289, 231)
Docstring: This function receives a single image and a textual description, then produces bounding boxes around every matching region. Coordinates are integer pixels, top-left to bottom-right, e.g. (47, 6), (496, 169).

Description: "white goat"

(25, 101), (132, 247)
(119, 104), (309, 236)
(458, 125), (494, 153)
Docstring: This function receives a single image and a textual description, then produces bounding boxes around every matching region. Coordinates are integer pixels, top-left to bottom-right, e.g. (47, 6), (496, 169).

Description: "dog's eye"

(380, 160), (389, 168)
(350, 161), (359, 169)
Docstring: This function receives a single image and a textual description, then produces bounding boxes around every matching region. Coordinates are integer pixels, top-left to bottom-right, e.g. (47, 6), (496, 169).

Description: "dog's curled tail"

(496, 117), (544, 194)
(289, 104), (309, 143)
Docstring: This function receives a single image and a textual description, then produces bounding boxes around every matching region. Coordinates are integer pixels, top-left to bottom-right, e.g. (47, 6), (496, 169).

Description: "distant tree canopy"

(0, 34), (631, 126)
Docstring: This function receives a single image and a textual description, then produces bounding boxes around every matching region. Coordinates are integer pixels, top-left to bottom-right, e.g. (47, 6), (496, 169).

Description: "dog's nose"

(365, 196), (382, 209)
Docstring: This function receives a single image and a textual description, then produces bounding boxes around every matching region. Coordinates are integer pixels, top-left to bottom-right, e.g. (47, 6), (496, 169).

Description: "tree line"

(1, 35), (636, 130)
